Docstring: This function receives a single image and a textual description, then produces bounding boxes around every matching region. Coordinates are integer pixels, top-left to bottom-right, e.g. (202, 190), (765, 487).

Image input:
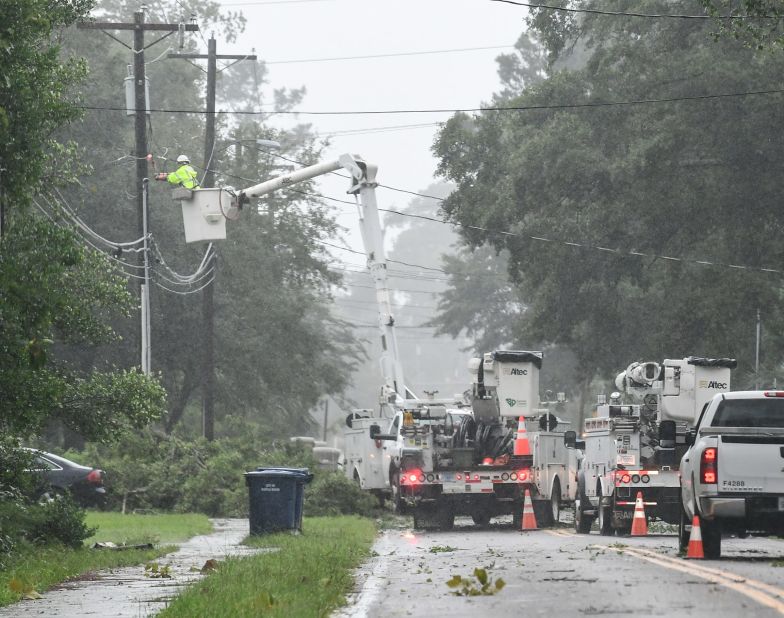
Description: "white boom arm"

(234, 153), (411, 404)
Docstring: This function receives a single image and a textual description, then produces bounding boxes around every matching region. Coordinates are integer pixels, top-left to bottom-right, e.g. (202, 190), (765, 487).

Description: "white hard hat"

(176, 154), (190, 164)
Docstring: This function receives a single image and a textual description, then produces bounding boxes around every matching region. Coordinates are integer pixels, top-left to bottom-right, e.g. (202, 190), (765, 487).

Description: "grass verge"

(86, 512), (213, 544)
(158, 516), (377, 618)
(0, 512), (212, 607)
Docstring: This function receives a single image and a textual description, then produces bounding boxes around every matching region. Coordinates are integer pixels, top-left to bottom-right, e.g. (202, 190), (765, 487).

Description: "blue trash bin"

(244, 468), (313, 535)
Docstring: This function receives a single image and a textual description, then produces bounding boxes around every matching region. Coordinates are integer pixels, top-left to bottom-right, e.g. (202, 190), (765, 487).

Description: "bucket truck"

(175, 156), (550, 529)
(568, 356), (736, 535)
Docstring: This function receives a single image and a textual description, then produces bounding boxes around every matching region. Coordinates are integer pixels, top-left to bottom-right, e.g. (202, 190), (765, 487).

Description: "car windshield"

(711, 398), (784, 428)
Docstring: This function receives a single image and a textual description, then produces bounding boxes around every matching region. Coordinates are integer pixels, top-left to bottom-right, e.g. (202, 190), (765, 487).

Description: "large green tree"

(434, 0), (784, 405)
(0, 0), (166, 443)
(50, 0), (363, 439)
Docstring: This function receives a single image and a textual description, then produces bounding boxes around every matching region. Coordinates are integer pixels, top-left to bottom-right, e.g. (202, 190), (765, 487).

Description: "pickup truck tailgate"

(713, 430), (784, 494)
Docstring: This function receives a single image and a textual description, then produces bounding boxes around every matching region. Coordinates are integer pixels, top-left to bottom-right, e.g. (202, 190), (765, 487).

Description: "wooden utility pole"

(78, 12), (199, 366)
(169, 37), (256, 441)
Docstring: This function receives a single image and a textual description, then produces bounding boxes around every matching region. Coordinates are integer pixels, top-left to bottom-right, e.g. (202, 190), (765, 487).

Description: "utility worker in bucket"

(155, 155), (200, 189)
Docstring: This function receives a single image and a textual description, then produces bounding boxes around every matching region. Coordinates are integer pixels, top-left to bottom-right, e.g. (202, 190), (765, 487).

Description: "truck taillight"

(402, 469), (424, 485)
(700, 447), (717, 484)
(764, 391), (784, 397)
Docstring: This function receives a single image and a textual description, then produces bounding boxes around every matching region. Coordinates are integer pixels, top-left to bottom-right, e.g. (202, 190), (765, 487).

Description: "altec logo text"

(510, 368), (528, 376)
(699, 380), (728, 389)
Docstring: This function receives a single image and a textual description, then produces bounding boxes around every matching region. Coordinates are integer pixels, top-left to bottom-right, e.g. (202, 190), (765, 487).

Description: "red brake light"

(701, 448), (718, 484)
(764, 391), (784, 397)
(402, 469), (424, 485)
(86, 470), (103, 485)
(517, 469), (529, 482)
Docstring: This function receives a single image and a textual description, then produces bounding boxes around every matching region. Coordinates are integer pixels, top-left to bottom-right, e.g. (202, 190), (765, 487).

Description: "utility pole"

(78, 12), (199, 367)
(169, 36), (256, 441)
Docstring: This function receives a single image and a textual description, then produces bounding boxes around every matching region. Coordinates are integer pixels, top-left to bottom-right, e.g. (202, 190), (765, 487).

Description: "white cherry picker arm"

(234, 154), (411, 406)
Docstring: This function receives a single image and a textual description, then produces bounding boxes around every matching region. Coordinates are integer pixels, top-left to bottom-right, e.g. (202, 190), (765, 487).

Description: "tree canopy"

(433, 0), (784, 399)
(0, 0), (167, 444)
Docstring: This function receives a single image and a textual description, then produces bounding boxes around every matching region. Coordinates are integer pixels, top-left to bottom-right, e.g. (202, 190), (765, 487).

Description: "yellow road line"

(543, 529), (574, 538)
(630, 547), (784, 600)
(621, 547), (784, 615)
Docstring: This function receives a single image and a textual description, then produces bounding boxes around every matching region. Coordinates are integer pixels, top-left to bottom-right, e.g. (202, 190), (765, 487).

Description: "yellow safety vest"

(167, 164), (200, 189)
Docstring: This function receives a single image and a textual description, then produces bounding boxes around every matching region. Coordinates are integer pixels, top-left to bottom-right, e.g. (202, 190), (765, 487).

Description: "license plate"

(778, 497), (784, 511)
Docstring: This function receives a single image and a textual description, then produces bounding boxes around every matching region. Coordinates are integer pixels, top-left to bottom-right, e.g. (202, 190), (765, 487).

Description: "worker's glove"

(154, 172), (167, 181)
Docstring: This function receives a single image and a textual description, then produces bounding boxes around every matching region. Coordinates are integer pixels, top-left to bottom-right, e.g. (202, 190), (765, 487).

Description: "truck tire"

(597, 487), (613, 536)
(390, 469), (406, 515)
(700, 516), (721, 559)
(678, 503), (691, 553)
(574, 476), (594, 534)
(550, 478), (561, 525)
(413, 505), (453, 531)
(472, 513), (491, 527)
(534, 499), (554, 527)
(512, 499), (523, 529)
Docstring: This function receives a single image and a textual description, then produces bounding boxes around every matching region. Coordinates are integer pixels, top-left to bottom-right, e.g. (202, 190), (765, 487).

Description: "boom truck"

(568, 356), (736, 535)
(346, 348), (577, 529)
(182, 152), (575, 529)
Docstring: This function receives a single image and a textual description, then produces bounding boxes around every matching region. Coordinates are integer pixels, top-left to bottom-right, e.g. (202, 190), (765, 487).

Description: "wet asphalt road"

(335, 517), (784, 618)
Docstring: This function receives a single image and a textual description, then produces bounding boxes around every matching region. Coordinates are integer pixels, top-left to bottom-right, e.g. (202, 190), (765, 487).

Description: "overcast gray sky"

(212, 0), (527, 260)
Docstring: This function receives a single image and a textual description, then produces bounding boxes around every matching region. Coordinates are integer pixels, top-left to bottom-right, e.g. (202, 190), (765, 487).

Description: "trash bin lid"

(256, 466), (310, 474)
(245, 468), (313, 482)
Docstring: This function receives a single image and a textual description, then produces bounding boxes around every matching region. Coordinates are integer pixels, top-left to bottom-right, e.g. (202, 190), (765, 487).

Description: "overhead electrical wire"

(265, 45), (514, 65)
(489, 0), (781, 19)
(76, 86), (784, 116)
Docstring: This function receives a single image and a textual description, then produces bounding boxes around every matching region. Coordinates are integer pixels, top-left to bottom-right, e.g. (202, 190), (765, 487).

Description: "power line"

(489, 0), (781, 19)
(198, 148), (784, 279)
(76, 86), (784, 116)
(221, 0), (334, 5)
(265, 45), (514, 65)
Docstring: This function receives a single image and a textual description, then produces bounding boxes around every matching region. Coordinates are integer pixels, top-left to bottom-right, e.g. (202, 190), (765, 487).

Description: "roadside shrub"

(305, 472), (377, 517)
(26, 495), (95, 549)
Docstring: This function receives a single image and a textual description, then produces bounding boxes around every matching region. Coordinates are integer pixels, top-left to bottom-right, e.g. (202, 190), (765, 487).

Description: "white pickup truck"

(679, 390), (784, 558)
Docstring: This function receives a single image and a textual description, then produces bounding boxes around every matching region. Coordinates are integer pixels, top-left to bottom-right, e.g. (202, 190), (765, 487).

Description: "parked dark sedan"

(25, 449), (106, 505)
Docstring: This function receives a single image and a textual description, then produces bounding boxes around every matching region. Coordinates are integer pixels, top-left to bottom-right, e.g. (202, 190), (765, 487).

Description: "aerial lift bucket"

(172, 187), (232, 243)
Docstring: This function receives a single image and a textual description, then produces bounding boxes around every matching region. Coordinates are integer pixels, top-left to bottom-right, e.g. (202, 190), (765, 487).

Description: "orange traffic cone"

(513, 416), (531, 456)
(521, 488), (538, 530)
(686, 515), (705, 559)
(630, 491), (648, 536)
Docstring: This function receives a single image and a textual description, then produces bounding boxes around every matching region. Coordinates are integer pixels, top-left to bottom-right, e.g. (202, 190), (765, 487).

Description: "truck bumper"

(699, 497), (746, 518)
(699, 495), (784, 535)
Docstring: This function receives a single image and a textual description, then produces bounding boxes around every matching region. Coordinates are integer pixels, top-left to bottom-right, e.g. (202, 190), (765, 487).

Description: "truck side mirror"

(369, 424), (381, 439)
(564, 430), (577, 449)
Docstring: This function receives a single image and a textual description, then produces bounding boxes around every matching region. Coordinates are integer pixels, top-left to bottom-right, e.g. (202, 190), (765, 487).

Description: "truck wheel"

(534, 499), (554, 527)
(512, 500), (523, 529)
(390, 470), (406, 515)
(700, 516), (721, 559)
(678, 504), (691, 553)
(574, 497), (594, 534)
(550, 479), (561, 525)
(472, 513), (491, 527)
(597, 488), (613, 536)
(439, 510), (455, 531)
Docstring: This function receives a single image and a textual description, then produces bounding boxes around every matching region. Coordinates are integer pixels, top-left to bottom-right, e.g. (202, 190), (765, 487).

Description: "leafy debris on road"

(144, 562), (172, 578)
(429, 545), (458, 553)
(446, 568), (505, 596)
(8, 577), (41, 600)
